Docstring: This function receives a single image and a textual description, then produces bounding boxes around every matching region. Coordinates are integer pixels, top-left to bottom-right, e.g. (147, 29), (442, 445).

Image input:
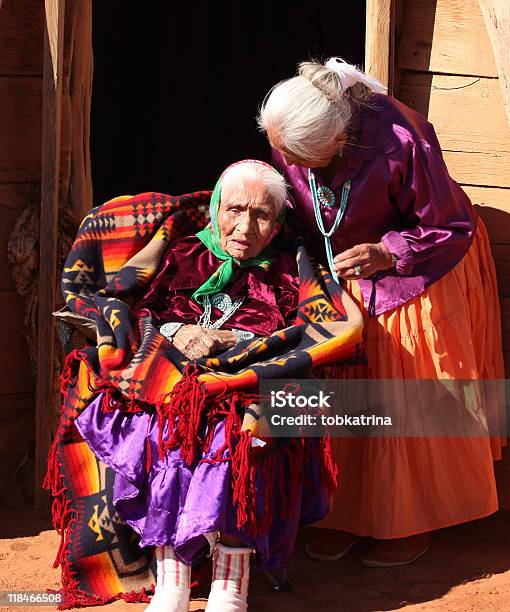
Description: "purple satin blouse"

(133, 235), (299, 336)
(272, 94), (477, 315)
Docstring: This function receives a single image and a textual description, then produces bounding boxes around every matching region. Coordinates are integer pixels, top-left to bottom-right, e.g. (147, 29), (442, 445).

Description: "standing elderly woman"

(74, 160), (329, 612)
(258, 58), (505, 567)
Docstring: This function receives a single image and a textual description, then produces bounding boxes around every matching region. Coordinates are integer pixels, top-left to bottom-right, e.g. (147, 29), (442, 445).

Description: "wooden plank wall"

(397, 0), (510, 375)
(0, 0), (92, 499)
(479, 0), (510, 126)
(397, 0), (510, 506)
(0, 0), (44, 494)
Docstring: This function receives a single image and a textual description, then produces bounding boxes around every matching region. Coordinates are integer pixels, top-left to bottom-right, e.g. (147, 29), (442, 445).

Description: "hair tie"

(324, 57), (387, 95)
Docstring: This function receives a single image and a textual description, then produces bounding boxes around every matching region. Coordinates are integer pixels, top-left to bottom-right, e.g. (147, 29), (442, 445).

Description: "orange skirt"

(318, 220), (505, 538)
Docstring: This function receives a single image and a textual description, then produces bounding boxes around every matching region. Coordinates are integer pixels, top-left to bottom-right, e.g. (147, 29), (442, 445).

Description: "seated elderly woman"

(73, 160), (329, 612)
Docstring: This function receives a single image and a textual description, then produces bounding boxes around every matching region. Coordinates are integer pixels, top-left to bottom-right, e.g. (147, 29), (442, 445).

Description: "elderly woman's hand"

(173, 325), (236, 359)
(333, 242), (394, 280)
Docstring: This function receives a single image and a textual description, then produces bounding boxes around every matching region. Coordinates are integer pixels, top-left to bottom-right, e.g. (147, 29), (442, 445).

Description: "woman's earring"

(337, 134), (347, 157)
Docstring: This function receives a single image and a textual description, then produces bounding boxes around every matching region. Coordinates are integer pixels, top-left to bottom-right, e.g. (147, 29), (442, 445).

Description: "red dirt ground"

(1, 496), (510, 612)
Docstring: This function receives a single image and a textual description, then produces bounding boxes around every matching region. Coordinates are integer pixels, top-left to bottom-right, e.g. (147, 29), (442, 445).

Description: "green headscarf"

(192, 161), (286, 304)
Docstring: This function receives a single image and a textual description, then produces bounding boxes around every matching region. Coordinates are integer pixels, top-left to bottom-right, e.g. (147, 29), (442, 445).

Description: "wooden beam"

(61, 0), (93, 221)
(35, 0), (65, 508)
(479, 0), (510, 125)
(365, 0), (395, 93)
(399, 0), (497, 78)
(399, 73), (510, 188)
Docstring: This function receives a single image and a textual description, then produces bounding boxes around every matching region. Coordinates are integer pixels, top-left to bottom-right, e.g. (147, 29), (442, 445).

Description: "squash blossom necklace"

(308, 168), (351, 283)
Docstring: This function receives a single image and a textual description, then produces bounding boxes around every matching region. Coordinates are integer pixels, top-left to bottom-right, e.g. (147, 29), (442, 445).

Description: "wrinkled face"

(217, 177), (278, 260)
(268, 128), (346, 168)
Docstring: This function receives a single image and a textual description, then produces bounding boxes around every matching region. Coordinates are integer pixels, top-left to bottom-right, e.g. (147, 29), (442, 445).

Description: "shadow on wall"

(396, 0), (437, 116)
(474, 205), (510, 300)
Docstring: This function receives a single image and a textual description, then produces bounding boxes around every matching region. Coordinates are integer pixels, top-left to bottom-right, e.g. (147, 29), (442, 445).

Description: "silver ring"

(354, 264), (362, 277)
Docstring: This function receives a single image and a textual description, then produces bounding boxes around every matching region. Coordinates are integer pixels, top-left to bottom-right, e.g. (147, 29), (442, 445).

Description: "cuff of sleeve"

(381, 231), (415, 275)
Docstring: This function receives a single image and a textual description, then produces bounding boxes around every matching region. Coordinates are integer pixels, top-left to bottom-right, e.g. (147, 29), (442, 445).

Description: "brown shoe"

(361, 533), (429, 568)
(305, 530), (362, 562)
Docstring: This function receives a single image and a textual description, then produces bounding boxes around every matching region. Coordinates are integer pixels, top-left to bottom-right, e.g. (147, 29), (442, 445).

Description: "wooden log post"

(365, 0), (396, 93)
(61, 0), (93, 222)
(35, 0), (65, 508)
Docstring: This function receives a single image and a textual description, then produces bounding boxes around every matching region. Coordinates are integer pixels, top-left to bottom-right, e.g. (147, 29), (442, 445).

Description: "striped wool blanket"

(45, 191), (364, 608)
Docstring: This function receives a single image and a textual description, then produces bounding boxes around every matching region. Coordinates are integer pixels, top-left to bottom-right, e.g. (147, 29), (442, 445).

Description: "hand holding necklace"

(333, 242), (394, 280)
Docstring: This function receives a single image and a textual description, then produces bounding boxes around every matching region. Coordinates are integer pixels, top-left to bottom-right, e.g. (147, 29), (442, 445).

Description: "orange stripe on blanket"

(78, 552), (124, 598)
(305, 325), (363, 365)
(62, 440), (100, 498)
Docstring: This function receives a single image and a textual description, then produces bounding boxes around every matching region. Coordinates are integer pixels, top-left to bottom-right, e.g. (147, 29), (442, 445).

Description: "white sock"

(145, 545), (191, 612)
(205, 543), (252, 612)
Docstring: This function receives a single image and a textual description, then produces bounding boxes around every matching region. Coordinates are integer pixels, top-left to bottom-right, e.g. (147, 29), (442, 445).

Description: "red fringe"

(156, 365), (207, 464)
(121, 587), (152, 603)
(43, 351), (83, 571)
(230, 437), (307, 536)
(43, 350), (156, 609)
(231, 431), (256, 530)
(201, 392), (245, 463)
(155, 367), (258, 467)
(98, 382), (149, 414)
(231, 434), (337, 536)
(317, 434), (339, 494)
(201, 396), (230, 456)
(100, 386), (119, 413)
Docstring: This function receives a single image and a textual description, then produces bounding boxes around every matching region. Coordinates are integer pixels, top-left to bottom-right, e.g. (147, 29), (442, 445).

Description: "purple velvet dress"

(74, 236), (329, 571)
(272, 93), (478, 315)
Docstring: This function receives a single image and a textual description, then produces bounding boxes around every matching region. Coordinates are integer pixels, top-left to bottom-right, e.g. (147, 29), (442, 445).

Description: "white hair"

(220, 161), (287, 213)
(258, 60), (374, 162)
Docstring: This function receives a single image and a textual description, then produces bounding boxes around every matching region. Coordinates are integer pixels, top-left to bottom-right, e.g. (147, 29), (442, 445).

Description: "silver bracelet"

(232, 328), (255, 343)
(160, 321), (255, 346)
(159, 322), (184, 341)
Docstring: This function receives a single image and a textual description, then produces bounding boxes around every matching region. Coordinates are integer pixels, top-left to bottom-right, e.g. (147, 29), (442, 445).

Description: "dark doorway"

(91, 2), (365, 205)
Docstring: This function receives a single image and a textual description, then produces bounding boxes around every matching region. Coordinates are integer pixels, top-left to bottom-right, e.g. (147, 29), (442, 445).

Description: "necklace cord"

(308, 169), (351, 283)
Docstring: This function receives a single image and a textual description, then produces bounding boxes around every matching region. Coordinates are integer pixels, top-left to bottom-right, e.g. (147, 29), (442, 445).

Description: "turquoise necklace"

(308, 169), (351, 284)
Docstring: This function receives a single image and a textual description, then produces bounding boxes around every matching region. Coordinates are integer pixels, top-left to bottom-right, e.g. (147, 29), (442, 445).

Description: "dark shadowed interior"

(90, 1), (365, 204)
